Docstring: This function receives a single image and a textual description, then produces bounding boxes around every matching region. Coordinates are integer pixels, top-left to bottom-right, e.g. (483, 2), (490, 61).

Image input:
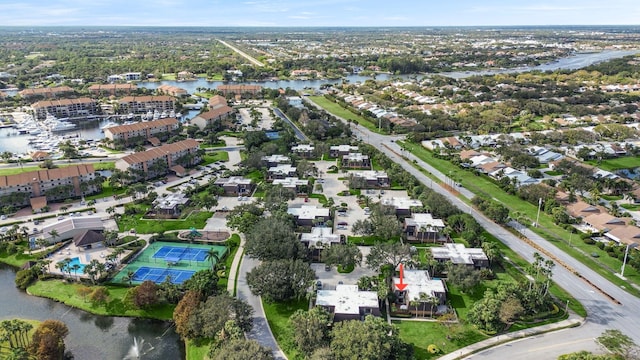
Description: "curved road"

(305, 97), (640, 357)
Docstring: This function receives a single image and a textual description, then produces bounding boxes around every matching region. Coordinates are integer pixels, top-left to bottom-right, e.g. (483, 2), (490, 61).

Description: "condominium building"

(115, 139), (200, 180)
(32, 98), (97, 120)
(190, 105), (234, 130)
(0, 164), (98, 207)
(217, 84), (262, 96)
(104, 118), (180, 148)
(19, 86), (74, 100)
(88, 84), (137, 96)
(118, 96), (175, 114)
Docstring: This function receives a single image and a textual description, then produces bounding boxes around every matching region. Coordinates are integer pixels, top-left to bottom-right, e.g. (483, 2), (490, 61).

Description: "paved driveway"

(311, 247), (376, 290)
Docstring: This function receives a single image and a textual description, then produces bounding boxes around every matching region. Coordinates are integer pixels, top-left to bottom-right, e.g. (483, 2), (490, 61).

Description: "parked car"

(325, 264), (331, 271)
(316, 280), (323, 290)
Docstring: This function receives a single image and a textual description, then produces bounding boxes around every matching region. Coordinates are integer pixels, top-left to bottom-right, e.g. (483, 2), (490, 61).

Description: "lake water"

(0, 264), (184, 360)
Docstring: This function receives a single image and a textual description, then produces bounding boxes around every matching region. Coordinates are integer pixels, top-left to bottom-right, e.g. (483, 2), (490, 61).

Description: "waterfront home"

(32, 98), (97, 120)
(217, 84), (262, 97)
(118, 96), (175, 114)
(104, 118), (179, 148)
(115, 139), (200, 180)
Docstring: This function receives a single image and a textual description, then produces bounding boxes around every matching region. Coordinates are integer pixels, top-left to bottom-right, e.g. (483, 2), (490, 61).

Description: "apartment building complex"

(104, 118), (180, 148)
(190, 105), (234, 130)
(19, 86), (74, 100)
(157, 84), (188, 97)
(217, 84), (262, 97)
(32, 98), (97, 120)
(115, 139), (200, 179)
(88, 84), (137, 96)
(0, 164), (98, 207)
(118, 96), (175, 114)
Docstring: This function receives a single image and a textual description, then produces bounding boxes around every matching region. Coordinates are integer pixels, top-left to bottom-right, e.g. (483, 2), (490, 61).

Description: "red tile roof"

(104, 118), (178, 135)
(119, 139), (198, 165)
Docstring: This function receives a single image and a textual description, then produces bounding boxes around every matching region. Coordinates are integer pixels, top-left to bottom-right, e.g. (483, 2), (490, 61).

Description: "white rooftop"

(273, 177), (308, 187)
(381, 197), (423, 210)
(292, 144), (315, 152)
(405, 213), (445, 228)
(153, 192), (189, 210)
(287, 205), (330, 220)
(214, 176), (252, 186)
(430, 243), (488, 265)
(300, 227), (340, 247)
(330, 145), (358, 152)
(393, 269), (445, 301)
(269, 164), (297, 175)
(262, 154), (291, 163)
(343, 153), (369, 161)
(316, 285), (379, 315)
(42, 216), (104, 240)
(351, 170), (388, 180)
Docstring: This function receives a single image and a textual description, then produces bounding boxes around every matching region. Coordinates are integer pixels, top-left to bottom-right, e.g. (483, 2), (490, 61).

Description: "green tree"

(210, 339), (274, 360)
(132, 281), (159, 309)
(597, 329), (639, 359)
(321, 243), (362, 269)
(289, 307), (332, 355)
(329, 316), (413, 360)
(186, 293), (253, 340)
(245, 218), (307, 261)
(247, 259), (316, 302)
(446, 264), (482, 293)
(365, 242), (415, 272)
(182, 269), (219, 298)
(173, 290), (201, 340)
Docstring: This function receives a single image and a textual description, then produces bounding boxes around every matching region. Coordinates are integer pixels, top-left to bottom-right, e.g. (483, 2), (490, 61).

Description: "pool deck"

(48, 244), (122, 277)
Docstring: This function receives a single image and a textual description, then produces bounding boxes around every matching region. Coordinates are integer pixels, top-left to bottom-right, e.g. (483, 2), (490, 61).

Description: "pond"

(0, 264), (184, 359)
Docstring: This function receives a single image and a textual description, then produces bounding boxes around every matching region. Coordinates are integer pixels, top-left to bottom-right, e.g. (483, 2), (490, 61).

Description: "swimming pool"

(58, 257), (85, 274)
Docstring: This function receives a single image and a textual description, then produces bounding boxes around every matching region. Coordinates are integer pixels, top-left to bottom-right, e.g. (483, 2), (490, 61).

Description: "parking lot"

(311, 246), (375, 290)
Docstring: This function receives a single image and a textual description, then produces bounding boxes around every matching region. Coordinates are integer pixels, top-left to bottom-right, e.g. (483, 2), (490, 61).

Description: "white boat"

(29, 128), (42, 135)
(127, 113), (134, 120)
(49, 120), (77, 132)
(160, 111), (168, 119)
(153, 110), (160, 120)
(100, 122), (119, 131)
(169, 110), (176, 118)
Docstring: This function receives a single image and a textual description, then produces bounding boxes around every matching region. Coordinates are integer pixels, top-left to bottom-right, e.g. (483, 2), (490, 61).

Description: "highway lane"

(217, 39), (264, 67)
(303, 97), (640, 356)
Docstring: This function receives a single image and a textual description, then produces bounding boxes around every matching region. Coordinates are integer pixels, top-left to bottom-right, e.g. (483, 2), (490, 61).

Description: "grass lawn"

(308, 96), (384, 134)
(0, 248), (37, 268)
(395, 320), (488, 359)
(186, 338), (212, 360)
(27, 280), (174, 319)
(0, 319), (40, 358)
(117, 210), (213, 234)
(98, 146), (124, 154)
(200, 142), (227, 149)
(544, 170), (563, 176)
(262, 299), (308, 360)
(246, 169), (265, 183)
(161, 73), (177, 80)
(92, 161), (115, 171)
(399, 140), (640, 298)
(85, 181), (127, 200)
(202, 152), (229, 165)
(621, 203), (640, 211)
(586, 157), (640, 171)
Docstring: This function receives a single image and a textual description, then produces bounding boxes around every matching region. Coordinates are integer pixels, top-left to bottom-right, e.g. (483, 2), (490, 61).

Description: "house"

(261, 154), (291, 168)
(329, 145), (358, 158)
(529, 146), (564, 164)
(272, 177), (309, 196)
(604, 226), (640, 246)
(157, 84), (188, 97)
(41, 217), (104, 243)
(341, 153), (371, 169)
(565, 201), (601, 219)
(115, 139), (200, 180)
(583, 213), (627, 233)
(403, 213), (445, 243)
(291, 144), (315, 158)
(300, 227), (341, 261)
(315, 284), (380, 322)
(104, 118), (180, 148)
(217, 84), (262, 97)
(0, 164), (98, 208)
(190, 106), (235, 130)
(30, 151), (50, 161)
(287, 205), (331, 227)
(393, 270), (446, 315)
(268, 164), (297, 181)
(431, 243), (489, 269)
(214, 177), (254, 196)
(32, 98), (97, 120)
(287, 96), (304, 108)
(153, 193), (189, 217)
(349, 171), (390, 188)
(118, 95), (175, 114)
(381, 197), (423, 216)
(73, 230), (105, 251)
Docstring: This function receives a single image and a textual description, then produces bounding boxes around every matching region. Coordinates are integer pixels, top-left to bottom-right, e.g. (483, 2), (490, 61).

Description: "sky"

(0, 0), (639, 27)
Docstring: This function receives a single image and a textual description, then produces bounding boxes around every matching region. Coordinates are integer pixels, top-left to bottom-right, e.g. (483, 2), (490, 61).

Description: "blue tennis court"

(152, 245), (209, 262)
(132, 266), (195, 284)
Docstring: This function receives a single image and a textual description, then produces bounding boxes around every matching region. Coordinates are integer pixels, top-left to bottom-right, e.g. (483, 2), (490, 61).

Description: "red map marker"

(396, 263), (408, 291)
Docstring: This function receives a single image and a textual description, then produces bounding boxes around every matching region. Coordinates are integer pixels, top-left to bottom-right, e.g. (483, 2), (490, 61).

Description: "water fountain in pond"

(124, 337), (145, 359)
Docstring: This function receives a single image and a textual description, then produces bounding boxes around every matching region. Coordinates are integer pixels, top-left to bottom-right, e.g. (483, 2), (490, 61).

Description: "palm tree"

(49, 229), (59, 244)
(71, 264), (81, 280)
(205, 249), (220, 270)
(123, 270), (135, 285)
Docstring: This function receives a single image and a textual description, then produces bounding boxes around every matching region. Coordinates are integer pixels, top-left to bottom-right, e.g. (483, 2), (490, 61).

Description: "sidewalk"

(437, 315), (583, 360)
(226, 233), (245, 295)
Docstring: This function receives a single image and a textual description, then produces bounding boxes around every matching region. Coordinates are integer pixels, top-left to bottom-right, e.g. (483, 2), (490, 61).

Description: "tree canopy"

(247, 259), (316, 302)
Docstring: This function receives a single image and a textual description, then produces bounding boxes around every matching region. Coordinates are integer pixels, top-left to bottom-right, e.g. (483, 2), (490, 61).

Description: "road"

(217, 39), (264, 67)
(236, 255), (287, 360)
(272, 107), (308, 141)
(304, 97), (640, 357)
